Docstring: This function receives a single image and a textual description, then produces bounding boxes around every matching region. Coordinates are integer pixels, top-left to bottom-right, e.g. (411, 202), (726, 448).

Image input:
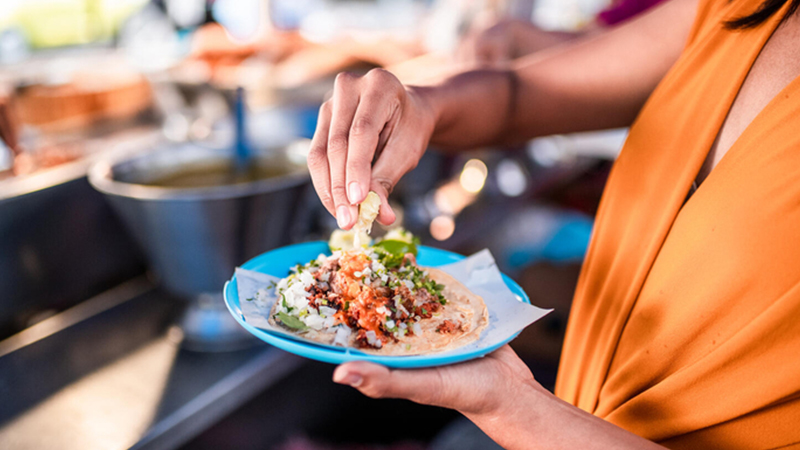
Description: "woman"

(307, 0), (800, 447)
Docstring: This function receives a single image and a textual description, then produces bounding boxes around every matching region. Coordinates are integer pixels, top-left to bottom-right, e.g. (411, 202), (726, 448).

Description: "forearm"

(414, 69), (519, 150)
(465, 383), (666, 450)
(417, 0), (697, 150)
(512, 23), (584, 56)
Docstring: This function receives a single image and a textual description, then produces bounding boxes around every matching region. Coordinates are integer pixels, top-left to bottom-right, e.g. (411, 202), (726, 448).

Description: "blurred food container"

(14, 73), (152, 133)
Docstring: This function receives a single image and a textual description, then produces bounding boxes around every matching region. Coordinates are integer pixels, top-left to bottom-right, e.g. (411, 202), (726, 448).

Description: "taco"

(266, 236), (488, 355)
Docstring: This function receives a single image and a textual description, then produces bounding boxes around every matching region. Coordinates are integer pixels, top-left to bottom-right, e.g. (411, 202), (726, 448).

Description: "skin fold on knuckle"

(327, 135), (349, 157)
(371, 177), (394, 196)
(306, 146), (328, 171)
(330, 184), (349, 205)
(346, 147), (373, 168)
(350, 116), (375, 138)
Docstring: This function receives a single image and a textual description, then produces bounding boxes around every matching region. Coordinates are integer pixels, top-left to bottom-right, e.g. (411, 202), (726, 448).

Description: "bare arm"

(427, 0), (699, 148)
(334, 346), (666, 450)
(307, 0), (698, 229)
(457, 18), (583, 65)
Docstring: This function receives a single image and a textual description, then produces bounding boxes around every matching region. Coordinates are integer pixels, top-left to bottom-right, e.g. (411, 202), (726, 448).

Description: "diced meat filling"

(288, 250), (449, 349)
(436, 320), (461, 334)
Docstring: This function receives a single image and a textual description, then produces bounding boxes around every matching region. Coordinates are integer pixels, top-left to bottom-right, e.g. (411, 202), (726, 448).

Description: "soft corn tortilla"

(268, 267), (489, 356)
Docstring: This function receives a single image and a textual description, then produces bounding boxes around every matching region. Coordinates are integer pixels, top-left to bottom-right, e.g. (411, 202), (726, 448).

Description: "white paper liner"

(235, 249), (552, 357)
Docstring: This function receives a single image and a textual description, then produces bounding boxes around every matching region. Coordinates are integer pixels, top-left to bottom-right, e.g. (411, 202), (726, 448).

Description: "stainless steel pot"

(89, 141), (311, 350)
(89, 141), (310, 297)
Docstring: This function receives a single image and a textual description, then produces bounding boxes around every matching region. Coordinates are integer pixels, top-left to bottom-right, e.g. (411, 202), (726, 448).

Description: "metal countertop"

(0, 277), (304, 450)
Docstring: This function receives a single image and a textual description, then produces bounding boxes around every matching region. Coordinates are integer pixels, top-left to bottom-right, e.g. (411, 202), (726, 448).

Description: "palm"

(335, 345), (536, 416)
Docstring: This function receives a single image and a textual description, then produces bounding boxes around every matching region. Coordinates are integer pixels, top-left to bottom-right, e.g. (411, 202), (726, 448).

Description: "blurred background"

(0, 0), (659, 449)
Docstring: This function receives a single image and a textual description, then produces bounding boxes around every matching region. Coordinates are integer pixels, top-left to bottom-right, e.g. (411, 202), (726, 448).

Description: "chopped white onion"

(333, 326), (351, 346)
(365, 330), (379, 346)
(303, 314), (326, 330)
(319, 306), (337, 317)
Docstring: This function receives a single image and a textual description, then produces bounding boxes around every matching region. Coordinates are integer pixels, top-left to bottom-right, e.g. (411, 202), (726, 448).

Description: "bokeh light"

(459, 159), (488, 193)
(496, 159), (528, 197)
(430, 215), (455, 241)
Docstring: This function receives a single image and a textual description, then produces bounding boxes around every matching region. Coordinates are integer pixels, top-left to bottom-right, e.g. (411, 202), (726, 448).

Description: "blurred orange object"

(0, 95), (20, 154)
(12, 142), (84, 176)
(185, 23), (308, 83)
(14, 73), (152, 132)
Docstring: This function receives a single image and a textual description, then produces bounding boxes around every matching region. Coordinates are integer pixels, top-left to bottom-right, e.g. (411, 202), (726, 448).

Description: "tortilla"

(268, 266), (489, 356)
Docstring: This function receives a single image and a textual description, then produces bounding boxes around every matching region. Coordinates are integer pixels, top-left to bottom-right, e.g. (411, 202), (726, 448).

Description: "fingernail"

(336, 205), (351, 228)
(348, 182), (363, 205)
(339, 374), (363, 387)
(333, 369), (363, 386)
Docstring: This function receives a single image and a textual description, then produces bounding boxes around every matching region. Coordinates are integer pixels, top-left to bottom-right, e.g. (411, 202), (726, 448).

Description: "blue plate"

(224, 241), (530, 368)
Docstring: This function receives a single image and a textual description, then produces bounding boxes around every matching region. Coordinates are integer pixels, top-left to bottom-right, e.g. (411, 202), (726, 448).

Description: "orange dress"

(554, 0), (800, 448)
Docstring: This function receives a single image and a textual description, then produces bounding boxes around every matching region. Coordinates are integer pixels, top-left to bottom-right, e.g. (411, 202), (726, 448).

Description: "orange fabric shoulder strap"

(555, 0), (800, 448)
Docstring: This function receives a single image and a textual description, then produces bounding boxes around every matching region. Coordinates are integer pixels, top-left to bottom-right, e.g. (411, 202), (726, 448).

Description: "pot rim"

(89, 141), (311, 202)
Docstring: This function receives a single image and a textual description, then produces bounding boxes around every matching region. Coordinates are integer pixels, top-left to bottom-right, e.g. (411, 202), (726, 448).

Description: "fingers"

(370, 129), (423, 226)
(308, 102), (334, 216)
(346, 70), (401, 207)
(333, 361), (447, 406)
(369, 177), (397, 226)
(327, 72), (360, 229)
(307, 68), (426, 228)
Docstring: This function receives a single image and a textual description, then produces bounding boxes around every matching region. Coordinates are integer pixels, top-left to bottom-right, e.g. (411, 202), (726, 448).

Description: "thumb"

(333, 361), (446, 406)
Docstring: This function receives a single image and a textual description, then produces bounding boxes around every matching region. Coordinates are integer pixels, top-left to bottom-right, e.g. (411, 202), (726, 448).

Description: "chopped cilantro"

(281, 293), (294, 312)
(374, 239), (418, 257)
(276, 312), (307, 330)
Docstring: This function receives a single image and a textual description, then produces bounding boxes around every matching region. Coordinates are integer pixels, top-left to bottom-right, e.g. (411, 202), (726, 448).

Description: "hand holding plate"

(332, 345), (539, 417)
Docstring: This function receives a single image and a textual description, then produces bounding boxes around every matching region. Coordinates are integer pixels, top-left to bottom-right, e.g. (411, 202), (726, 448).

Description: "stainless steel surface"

(0, 129), (161, 339)
(0, 174), (146, 339)
(88, 141), (311, 298)
(0, 276), (304, 450)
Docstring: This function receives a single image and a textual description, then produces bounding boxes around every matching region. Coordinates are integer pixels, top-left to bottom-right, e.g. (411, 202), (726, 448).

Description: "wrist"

(406, 84), (443, 136)
(462, 378), (552, 449)
(477, 376), (548, 420)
